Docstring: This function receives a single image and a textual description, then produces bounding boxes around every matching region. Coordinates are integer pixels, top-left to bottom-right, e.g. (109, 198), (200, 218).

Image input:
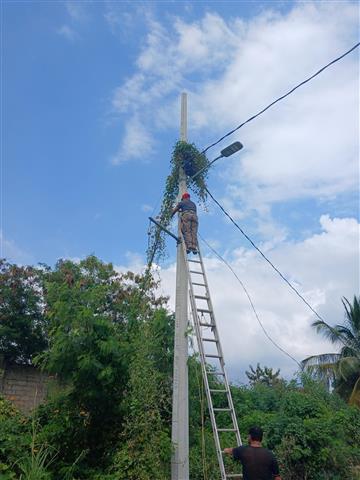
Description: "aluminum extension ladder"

(181, 235), (243, 480)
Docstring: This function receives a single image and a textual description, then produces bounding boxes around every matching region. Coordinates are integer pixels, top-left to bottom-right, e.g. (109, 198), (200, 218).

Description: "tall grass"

(16, 418), (55, 480)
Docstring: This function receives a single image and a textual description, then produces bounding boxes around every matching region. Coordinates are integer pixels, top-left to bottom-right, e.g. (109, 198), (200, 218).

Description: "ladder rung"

(202, 337), (217, 342)
(213, 408), (231, 412)
(192, 282), (206, 286)
(217, 428), (237, 432)
(188, 259), (201, 264)
(207, 371), (225, 376)
(210, 389), (227, 393)
(199, 322), (213, 327)
(226, 475), (243, 478)
(190, 270), (203, 275)
(198, 308), (211, 314)
(205, 354), (221, 358)
(195, 295), (208, 300)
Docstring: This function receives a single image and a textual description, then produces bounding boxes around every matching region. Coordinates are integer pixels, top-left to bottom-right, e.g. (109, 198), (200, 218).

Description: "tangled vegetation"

(146, 141), (209, 265)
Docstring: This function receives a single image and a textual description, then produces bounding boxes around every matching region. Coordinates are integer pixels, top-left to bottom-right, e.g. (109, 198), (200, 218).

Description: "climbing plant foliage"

(147, 141), (209, 265)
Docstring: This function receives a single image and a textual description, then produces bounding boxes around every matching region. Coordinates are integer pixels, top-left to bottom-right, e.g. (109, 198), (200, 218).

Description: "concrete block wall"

(0, 364), (50, 414)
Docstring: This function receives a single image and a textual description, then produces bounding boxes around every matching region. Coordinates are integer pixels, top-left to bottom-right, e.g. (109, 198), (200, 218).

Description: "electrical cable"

(201, 42), (360, 154)
(204, 186), (325, 326)
(145, 43), (359, 339)
(147, 42), (359, 250)
(189, 333), (209, 480)
(199, 233), (301, 368)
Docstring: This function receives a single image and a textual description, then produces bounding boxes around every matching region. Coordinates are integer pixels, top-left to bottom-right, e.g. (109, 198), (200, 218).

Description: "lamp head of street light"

(220, 141), (243, 157)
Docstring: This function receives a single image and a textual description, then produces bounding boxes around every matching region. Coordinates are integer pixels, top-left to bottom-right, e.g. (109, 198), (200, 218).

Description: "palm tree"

(302, 296), (360, 406)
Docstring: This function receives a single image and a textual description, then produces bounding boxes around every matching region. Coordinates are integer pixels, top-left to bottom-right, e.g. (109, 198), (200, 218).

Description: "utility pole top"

(180, 92), (188, 142)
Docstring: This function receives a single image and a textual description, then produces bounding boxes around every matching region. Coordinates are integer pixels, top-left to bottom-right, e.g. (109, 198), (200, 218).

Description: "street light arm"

(190, 154), (223, 181)
(190, 141), (243, 181)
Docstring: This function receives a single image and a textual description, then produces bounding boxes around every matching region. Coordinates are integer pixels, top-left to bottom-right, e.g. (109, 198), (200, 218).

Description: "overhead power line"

(199, 233), (301, 367)
(204, 186), (325, 324)
(202, 42), (360, 154)
(148, 41), (359, 257)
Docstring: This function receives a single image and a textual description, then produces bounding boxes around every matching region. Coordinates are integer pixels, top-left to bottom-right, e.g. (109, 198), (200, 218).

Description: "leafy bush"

(0, 397), (31, 479)
(0, 260), (48, 364)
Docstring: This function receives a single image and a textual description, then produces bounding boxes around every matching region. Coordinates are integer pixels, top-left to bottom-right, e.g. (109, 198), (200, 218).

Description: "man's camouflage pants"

(181, 211), (198, 252)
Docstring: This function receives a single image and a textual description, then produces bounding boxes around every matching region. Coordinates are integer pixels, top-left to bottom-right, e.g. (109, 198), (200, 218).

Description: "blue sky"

(4, 0), (272, 266)
(2, 0), (359, 380)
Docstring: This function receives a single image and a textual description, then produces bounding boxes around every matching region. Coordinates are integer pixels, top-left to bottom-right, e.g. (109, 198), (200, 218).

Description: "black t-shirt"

(233, 445), (280, 480)
(177, 199), (197, 213)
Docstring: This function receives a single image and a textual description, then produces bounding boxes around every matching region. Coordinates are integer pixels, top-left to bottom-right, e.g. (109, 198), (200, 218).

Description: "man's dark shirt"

(233, 445), (280, 480)
(177, 199), (197, 213)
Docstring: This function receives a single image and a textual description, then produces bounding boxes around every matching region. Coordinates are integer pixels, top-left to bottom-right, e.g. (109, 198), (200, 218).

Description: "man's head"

(248, 426), (263, 442)
(182, 192), (190, 200)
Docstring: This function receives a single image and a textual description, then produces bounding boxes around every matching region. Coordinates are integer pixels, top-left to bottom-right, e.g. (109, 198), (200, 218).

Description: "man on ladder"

(171, 192), (198, 254)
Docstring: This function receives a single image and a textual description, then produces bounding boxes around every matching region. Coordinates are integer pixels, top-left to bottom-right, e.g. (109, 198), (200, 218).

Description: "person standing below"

(171, 192), (198, 254)
(223, 426), (281, 480)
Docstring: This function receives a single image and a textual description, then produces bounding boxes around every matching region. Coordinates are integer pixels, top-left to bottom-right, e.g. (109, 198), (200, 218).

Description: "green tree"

(0, 259), (48, 365)
(35, 255), (173, 478)
(113, 314), (172, 480)
(302, 296), (360, 406)
(245, 363), (282, 387)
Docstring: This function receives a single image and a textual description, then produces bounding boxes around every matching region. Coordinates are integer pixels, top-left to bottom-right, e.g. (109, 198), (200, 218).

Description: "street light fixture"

(190, 141), (243, 181)
(220, 141), (243, 157)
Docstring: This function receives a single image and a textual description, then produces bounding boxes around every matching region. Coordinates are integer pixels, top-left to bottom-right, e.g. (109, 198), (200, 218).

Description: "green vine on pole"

(146, 141), (209, 265)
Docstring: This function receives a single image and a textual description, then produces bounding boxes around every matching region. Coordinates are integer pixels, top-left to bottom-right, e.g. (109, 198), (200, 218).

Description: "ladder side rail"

(197, 247), (227, 360)
(189, 291), (227, 480)
(197, 247), (243, 447)
(180, 236), (227, 480)
(194, 247), (243, 473)
(205, 312), (242, 447)
(221, 360), (242, 447)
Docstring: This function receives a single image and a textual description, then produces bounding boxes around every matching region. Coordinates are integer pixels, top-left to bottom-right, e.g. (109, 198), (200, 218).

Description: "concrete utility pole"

(171, 92), (189, 480)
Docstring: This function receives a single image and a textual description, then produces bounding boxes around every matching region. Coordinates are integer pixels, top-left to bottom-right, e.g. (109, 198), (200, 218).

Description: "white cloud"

(103, 3), (151, 36)
(155, 215), (359, 382)
(112, 74), (148, 113)
(66, 1), (88, 22)
(0, 231), (33, 264)
(57, 1), (89, 41)
(114, 251), (147, 276)
(111, 115), (155, 164)
(111, 1), (358, 218)
(141, 204), (153, 212)
(57, 25), (78, 41)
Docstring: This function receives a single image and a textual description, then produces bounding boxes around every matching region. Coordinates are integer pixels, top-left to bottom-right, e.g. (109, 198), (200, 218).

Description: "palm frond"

(349, 375), (360, 407)
(301, 354), (340, 382)
(342, 296), (360, 333)
(305, 297), (360, 404)
(311, 320), (345, 345)
(340, 344), (359, 360)
(301, 353), (340, 369)
(336, 325), (355, 342)
(337, 356), (360, 381)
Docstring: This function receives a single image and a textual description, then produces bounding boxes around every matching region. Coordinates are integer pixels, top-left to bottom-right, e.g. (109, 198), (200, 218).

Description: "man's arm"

(271, 454), (281, 480)
(223, 448), (234, 455)
(171, 204), (180, 218)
